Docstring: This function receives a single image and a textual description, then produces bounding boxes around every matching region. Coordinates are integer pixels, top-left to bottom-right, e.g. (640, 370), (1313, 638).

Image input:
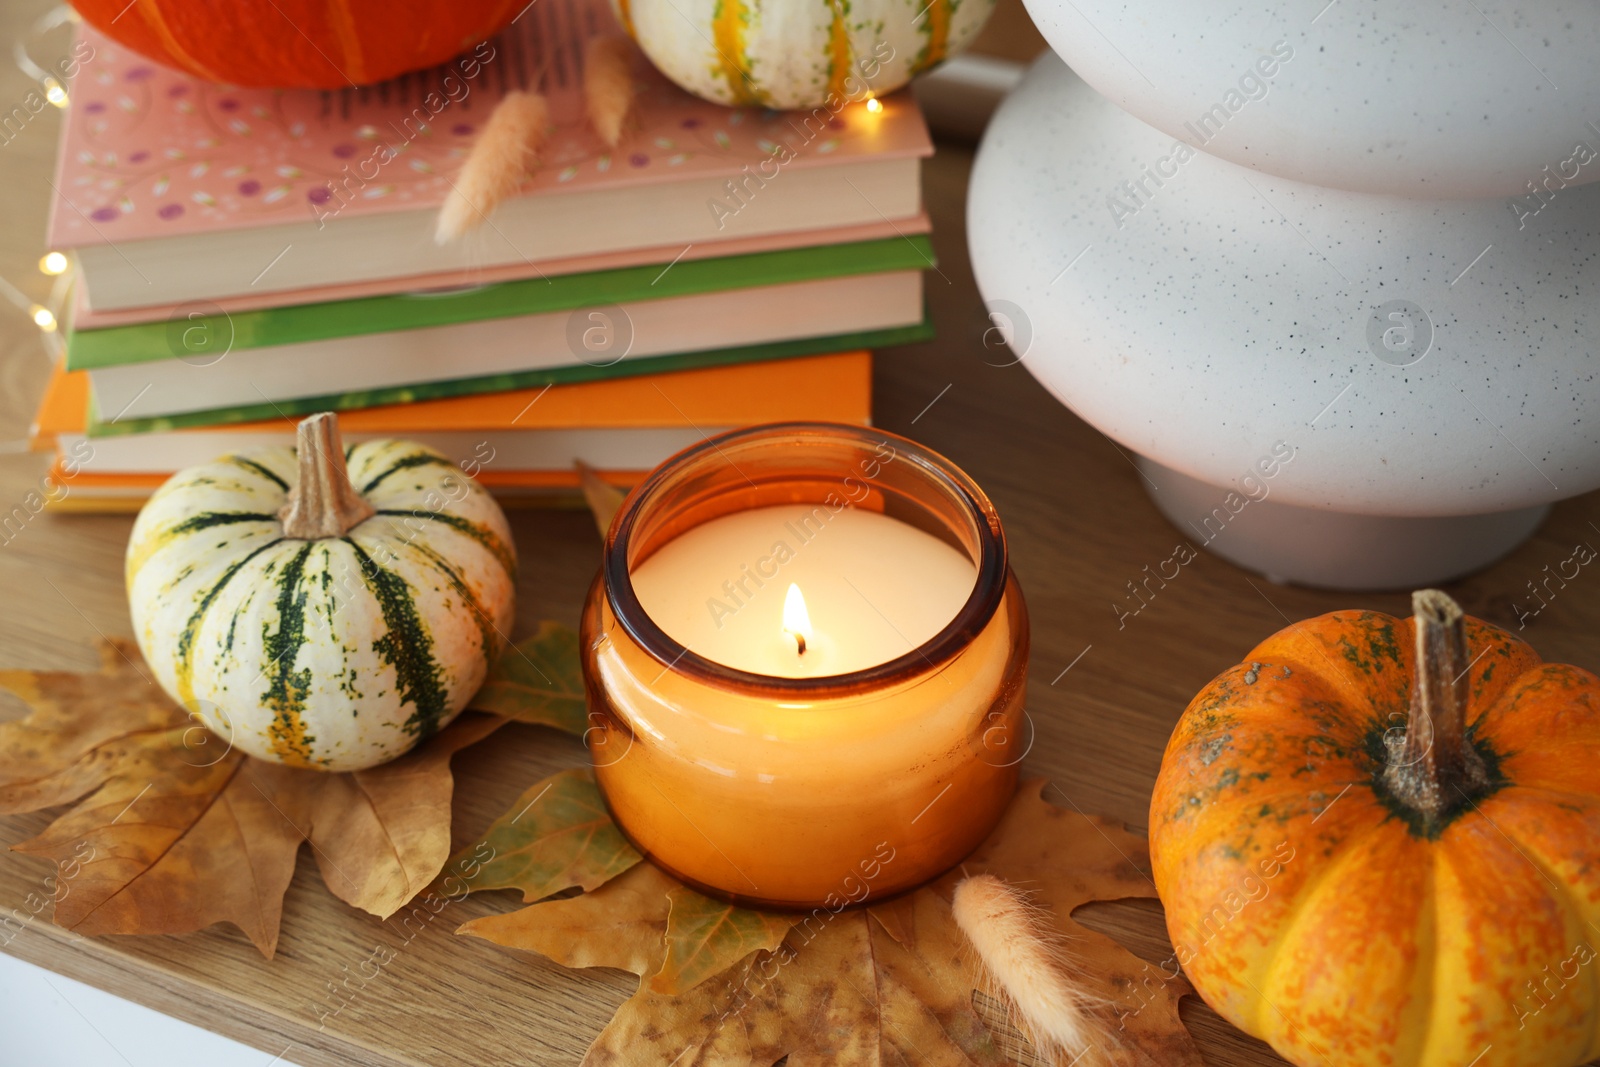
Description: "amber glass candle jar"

(580, 423), (1028, 909)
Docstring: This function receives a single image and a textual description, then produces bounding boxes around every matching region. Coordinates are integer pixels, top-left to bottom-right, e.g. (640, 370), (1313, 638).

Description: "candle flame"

(783, 583), (812, 655)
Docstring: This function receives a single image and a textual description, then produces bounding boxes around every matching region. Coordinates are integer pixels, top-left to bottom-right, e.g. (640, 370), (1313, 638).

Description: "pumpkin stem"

(277, 412), (375, 539)
(1384, 589), (1490, 817)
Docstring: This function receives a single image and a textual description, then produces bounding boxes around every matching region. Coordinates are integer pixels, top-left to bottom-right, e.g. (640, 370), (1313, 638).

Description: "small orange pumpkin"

(1151, 590), (1600, 1067)
(73, 0), (519, 89)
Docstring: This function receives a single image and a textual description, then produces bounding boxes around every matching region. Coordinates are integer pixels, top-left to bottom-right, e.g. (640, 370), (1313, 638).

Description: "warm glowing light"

(43, 79), (68, 108)
(782, 583), (813, 654)
(30, 305), (57, 332)
(865, 97), (883, 113)
(39, 251), (68, 276)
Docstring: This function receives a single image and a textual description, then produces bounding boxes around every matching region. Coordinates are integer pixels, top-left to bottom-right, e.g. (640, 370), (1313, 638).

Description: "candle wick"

(793, 632), (807, 655)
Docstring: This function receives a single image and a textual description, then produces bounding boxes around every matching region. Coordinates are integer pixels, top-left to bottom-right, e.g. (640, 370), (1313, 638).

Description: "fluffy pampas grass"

(435, 90), (549, 243)
(585, 35), (636, 147)
(952, 873), (1109, 1065)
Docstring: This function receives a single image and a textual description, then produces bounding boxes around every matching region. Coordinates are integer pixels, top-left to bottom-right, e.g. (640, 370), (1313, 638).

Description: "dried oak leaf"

(0, 638), (502, 958)
(456, 777), (1202, 1066)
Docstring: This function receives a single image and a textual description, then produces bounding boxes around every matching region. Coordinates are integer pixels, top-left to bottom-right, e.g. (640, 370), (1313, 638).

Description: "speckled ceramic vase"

(1020, 0), (1600, 199)
(969, 27), (1600, 588)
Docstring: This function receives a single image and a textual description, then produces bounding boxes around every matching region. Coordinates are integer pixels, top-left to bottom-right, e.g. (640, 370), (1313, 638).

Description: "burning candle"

(582, 423), (1029, 909)
(630, 504), (980, 678)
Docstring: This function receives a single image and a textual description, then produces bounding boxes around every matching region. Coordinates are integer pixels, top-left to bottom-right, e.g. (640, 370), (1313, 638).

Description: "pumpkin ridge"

(260, 542), (319, 767)
(614, 0), (636, 37)
(323, 0), (369, 86)
(374, 509), (516, 580)
(710, 0), (759, 105)
(400, 539), (499, 665)
(134, 0), (230, 83)
(127, 511), (275, 581)
(1472, 663), (1600, 745)
(1456, 790), (1600, 1004)
(175, 538), (286, 711)
(1253, 818), (1390, 1038)
(1178, 658), (1374, 746)
(228, 455), (290, 492)
(1164, 780), (1375, 842)
(341, 538), (450, 741)
(1250, 619), (1412, 725)
(1437, 813), (1600, 1063)
(357, 450), (454, 495)
(913, 0), (951, 74)
(1401, 855), (1440, 1067)
(824, 0), (852, 103)
(1496, 783), (1600, 813)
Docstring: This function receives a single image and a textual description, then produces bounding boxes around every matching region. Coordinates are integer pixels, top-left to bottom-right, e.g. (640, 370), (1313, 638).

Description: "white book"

(61, 426), (725, 476)
(90, 271), (922, 422)
(75, 158), (922, 312)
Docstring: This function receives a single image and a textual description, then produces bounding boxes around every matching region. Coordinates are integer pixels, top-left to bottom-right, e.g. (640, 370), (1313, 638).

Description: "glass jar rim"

(603, 422), (1009, 696)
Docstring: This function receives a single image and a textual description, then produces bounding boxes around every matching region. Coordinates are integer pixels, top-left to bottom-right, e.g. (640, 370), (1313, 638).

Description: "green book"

(77, 235), (934, 426)
(89, 317), (934, 437)
(67, 236), (934, 370)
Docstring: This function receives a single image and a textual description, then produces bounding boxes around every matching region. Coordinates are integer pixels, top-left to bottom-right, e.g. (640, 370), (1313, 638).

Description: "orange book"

(37, 351), (872, 507)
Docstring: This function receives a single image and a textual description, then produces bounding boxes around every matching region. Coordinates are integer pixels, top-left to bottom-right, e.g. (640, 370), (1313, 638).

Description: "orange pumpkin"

(73, 0), (520, 89)
(1151, 590), (1600, 1067)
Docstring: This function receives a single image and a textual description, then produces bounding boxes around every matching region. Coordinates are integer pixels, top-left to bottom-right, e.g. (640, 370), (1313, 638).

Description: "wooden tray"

(3, 120), (1597, 1067)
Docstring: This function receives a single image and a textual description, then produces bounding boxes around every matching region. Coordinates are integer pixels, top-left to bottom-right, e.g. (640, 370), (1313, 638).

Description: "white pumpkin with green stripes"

(126, 413), (516, 772)
(612, 0), (993, 109)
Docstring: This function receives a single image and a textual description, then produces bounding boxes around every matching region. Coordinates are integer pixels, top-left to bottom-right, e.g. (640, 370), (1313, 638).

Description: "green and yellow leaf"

(468, 621), (588, 735)
(444, 767), (641, 902)
(653, 885), (798, 994)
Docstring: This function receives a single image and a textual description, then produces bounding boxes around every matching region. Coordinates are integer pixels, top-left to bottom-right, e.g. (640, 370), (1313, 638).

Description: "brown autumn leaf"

(455, 777), (1201, 1065)
(942, 779), (1203, 1067)
(462, 861), (677, 977)
(579, 885), (1008, 1067)
(0, 638), (504, 958)
(461, 854), (798, 998)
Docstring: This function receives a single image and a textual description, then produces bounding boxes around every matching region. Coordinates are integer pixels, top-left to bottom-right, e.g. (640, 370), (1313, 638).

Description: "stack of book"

(35, 0), (935, 509)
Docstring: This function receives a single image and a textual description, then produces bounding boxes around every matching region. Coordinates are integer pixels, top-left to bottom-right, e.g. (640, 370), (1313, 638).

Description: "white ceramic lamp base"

(969, 54), (1600, 589)
(1138, 457), (1551, 590)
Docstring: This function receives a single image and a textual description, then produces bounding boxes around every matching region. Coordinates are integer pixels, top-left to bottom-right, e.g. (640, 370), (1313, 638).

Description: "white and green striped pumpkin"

(126, 413), (516, 772)
(611, 0), (994, 109)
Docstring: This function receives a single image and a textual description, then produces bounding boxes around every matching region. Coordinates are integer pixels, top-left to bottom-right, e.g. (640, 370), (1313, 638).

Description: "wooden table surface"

(2, 4), (1598, 1065)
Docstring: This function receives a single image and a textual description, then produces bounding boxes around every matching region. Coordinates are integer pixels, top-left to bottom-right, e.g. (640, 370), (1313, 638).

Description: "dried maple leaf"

(443, 767), (642, 901)
(653, 885), (798, 995)
(464, 863), (678, 976)
(0, 638), (502, 958)
(455, 777), (1202, 1066)
(461, 852), (797, 997)
(468, 621), (588, 735)
(578, 888), (1006, 1066)
(942, 780), (1203, 1067)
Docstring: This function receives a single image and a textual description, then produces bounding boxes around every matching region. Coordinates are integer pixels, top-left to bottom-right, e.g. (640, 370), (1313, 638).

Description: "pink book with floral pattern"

(50, 0), (933, 312)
